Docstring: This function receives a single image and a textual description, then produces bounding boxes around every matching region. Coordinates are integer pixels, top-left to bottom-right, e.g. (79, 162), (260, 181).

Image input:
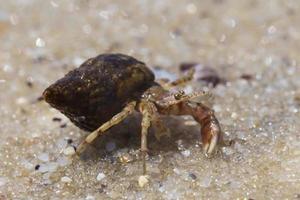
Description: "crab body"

(43, 53), (222, 174)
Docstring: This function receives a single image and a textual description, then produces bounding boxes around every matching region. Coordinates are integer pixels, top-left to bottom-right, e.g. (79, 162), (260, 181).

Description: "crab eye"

(174, 90), (185, 100)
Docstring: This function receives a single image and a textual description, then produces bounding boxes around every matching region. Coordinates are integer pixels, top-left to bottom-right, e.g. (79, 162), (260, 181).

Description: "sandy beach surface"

(0, 0), (299, 199)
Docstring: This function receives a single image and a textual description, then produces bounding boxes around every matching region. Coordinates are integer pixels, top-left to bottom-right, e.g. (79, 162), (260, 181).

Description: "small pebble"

(0, 177), (8, 186)
(26, 80), (33, 88)
(96, 173), (106, 181)
(200, 176), (212, 187)
(63, 146), (76, 156)
(231, 112), (238, 119)
(52, 117), (62, 122)
(57, 156), (71, 166)
(138, 175), (149, 187)
(21, 160), (34, 170)
(85, 195), (95, 200)
(118, 153), (133, 163)
(37, 153), (49, 162)
(189, 173), (197, 180)
(240, 74), (253, 81)
(158, 182), (164, 192)
(61, 176), (72, 183)
(60, 123), (67, 128)
(181, 150), (191, 157)
(16, 97), (28, 105)
(35, 164), (40, 170)
(173, 168), (181, 175)
(43, 162), (59, 173)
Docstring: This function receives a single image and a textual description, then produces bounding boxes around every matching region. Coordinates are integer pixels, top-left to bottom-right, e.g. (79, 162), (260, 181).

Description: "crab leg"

(168, 67), (195, 87)
(76, 101), (136, 155)
(158, 68), (195, 89)
(138, 100), (161, 174)
(157, 100), (221, 156)
(140, 107), (151, 175)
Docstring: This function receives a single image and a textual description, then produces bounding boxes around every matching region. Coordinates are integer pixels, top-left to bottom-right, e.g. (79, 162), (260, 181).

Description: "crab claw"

(200, 114), (221, 156)
(156, 100), (221, 157)
(186, 102), (221, 156)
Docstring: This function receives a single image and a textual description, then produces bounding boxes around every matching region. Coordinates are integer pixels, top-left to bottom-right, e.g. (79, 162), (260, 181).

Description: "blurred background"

(0, 0), (299, 199)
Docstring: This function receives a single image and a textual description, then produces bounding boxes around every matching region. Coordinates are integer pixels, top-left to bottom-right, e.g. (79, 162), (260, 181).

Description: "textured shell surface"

(43, 54), (155, 131)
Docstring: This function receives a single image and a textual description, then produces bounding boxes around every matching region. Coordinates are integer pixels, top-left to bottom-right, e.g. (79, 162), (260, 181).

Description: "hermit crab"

(43, 53), (222, 174)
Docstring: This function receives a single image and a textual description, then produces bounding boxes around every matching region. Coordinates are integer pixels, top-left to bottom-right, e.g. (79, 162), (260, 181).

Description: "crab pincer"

(185, 102), (221, 156)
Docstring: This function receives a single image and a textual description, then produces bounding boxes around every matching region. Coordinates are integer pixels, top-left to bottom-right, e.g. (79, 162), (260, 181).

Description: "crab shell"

(43, 54), (155, 131)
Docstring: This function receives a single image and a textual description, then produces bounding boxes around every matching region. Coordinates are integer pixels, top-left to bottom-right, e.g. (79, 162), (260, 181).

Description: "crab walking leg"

(160, 68), (195, 89)
(158, 101), (221, 156)
(168, 68), (195, 87)
(151, 117), (170, 141)
(138, 101), (157, 174)
(142, 99), (170, 141)
(141, 111), (150, 174)
(76, 101), (136, 154)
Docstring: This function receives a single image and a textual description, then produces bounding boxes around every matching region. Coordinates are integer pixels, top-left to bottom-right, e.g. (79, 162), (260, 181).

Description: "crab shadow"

(79, 113), (202, 161)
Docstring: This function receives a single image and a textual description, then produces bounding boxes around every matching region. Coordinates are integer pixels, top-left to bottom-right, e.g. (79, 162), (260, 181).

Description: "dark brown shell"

(43, 53), (155, 131)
